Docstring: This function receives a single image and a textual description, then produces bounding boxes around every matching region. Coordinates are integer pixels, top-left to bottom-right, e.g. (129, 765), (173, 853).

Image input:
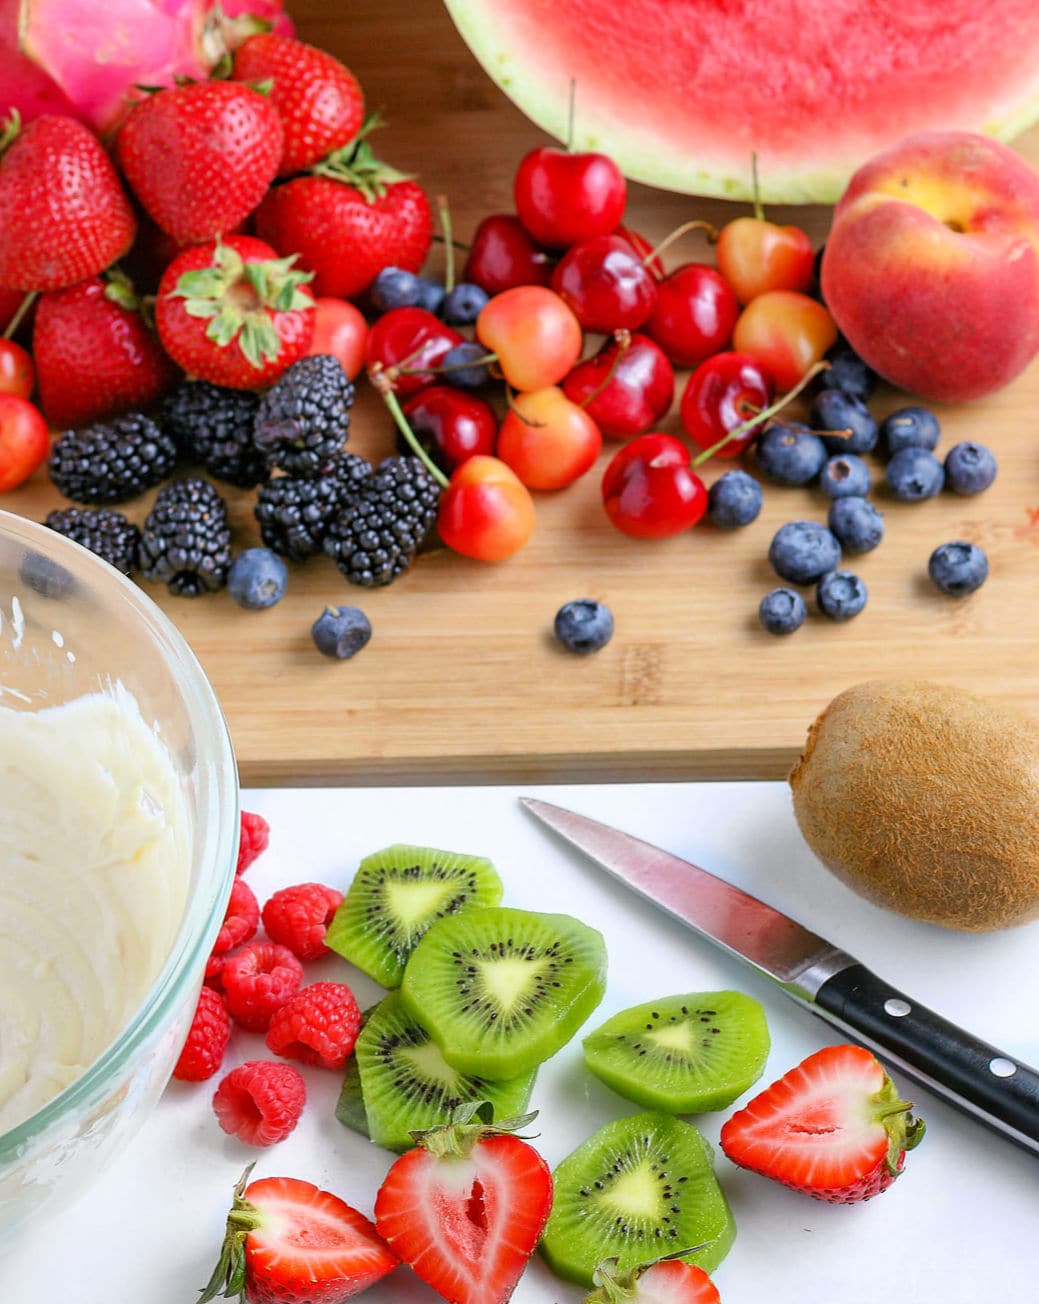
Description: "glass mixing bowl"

(0, 510), (238, 1239)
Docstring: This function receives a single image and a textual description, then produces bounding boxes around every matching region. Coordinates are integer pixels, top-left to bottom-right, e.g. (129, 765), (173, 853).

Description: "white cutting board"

(7, 782), (1038, 1302)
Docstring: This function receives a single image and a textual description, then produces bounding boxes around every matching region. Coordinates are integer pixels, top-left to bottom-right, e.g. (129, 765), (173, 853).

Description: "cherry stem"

(577, 328), (631, 410)
(369, 366), (449, 489)
(3, 290), (37, 340)
(751, 151), (764, 222)
(691, 361), (826, 466)
(432, 234), (472, 253)
(644, 220), (718, 266)
(398, 350), (497, 377)
(438, 196), (455, 294)
(566, 78), (576, 151)
(505, 386), (546, 427)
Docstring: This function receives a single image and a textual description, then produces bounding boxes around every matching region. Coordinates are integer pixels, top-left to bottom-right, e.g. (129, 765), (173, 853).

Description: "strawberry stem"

(410, 1102), (540, 1159)
(690, 361), (825, 466)
(312, 128), (412, 202)
(438, 196), (456, 293)
(196, 1165), (262, 1304)
(644, 220), (718, 266)
(3, 291), (36, 340)
(577, 328), (631, 409)
(370, 368), (449, 488)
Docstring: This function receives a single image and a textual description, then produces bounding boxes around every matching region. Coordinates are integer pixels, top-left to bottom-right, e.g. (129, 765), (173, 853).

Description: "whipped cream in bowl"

(0, 512), (238, 1237)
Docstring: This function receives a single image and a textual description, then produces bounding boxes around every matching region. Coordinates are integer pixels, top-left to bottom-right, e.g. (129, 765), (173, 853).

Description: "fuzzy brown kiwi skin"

(789, 679), (1039, 932)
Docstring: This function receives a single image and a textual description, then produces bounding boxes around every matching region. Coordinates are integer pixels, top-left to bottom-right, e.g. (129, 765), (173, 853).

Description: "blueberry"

(886, 447), (945, 501)
(827, 496), (884, 554)
(554, 599), (614, 654)
(414, 276), (446, 315)
(755, 422), (828, 486)
(944, 441), (997, 495)
(818, 453), (871, 500)
(815, 347), (877, 402)
(441, 282), (489, 325)
(808, 388), (878, 455)
(441, 340), (492, 389)
(311, 605), (372, 659)
(758, 587), (806, 635)
(768, 520), (842, 585)
(928, 541), (989, 596)
(816, 570), (868, 621)
(228, 548), (288, 610)
(879, 406), (940, 457)
(370, 266), (421, 313)
(707, 470), (763, 529)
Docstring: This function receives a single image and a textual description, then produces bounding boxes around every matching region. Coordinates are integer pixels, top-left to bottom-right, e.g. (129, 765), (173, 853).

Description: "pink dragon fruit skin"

(0, 0), (89, 123)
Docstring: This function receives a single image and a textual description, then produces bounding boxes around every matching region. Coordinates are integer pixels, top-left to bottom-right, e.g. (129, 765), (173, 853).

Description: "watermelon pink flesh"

(444, 0), (1039, 204)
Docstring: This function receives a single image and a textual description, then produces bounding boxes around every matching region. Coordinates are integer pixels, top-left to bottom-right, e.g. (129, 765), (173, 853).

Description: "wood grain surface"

(5, 0), (1039, 785)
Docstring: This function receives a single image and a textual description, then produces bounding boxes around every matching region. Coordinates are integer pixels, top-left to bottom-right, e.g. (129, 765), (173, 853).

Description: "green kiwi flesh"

(540, 1110), (736, 1286)
(582, 991), (770, 1113)
(352, 991), (537, 1151)
(325, 844), (503, 987)
(399, 905), (608, 1078)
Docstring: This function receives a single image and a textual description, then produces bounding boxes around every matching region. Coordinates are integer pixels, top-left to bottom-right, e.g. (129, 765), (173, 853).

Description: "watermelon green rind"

(443, 0), (1039, 204)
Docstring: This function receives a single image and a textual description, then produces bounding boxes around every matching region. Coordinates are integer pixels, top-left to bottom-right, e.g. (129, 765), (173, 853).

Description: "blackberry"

(253, 354), (354, 476)
(49, 413), (176, 505)
(44, 507), (140, 575)
(161, 380), (266, 488)
(254, 453), (372, 561)
(323, 456), (440, 587)
(139, 478), (232, 597)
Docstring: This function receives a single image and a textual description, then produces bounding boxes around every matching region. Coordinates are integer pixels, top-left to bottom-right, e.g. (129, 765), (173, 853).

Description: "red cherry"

(562, 332), (674, 440)
(616, 226), (665, 282)
(514, 146), (627, 249)
(680, 351), (775, 458)
(648, 264), (739, 369)
(307, 297), (367, 380)
(402, 386), (497, 473)
(715, 217), (815, 304)
(0, 394), (49, 491)
(550, 234), (658, 334)
(601, 433), (708, 539)
(464, 214), (553, 295)
(0, 339), (35, 399)
(364, 307), (463, 396)
(438, 455), (536, 561)
(496, 387), (602, 490)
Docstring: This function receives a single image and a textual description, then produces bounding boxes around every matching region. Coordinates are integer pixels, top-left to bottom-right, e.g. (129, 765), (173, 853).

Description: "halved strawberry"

(374, 1103), (553, 1304)
(719, 1044), (925, 1204)
(199, 1166), (397, 1304)
(585, 1255), (720, 1304)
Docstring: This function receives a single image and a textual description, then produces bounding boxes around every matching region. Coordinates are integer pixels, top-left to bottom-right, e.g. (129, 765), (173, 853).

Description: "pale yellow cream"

(0, 691), (190, 1134)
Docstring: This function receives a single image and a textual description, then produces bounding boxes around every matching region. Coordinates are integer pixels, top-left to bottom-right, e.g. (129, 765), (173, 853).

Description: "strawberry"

(116, 81), (283, 247)
(199, 1165), (398, 1304)
(585, 1255), (720, 1304)
(719, 1044), (925, 1204)
(0, 114), (136, 292)
(254, 139), (432, 300)
(156, 235), (315, 390)
(374, 1103), (553, 1304)
(33, 272), (179, 428)
(231, 34), (364, 177)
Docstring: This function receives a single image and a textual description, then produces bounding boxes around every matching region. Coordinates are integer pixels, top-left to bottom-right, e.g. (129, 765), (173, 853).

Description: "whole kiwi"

(789, 680), (1039, 932)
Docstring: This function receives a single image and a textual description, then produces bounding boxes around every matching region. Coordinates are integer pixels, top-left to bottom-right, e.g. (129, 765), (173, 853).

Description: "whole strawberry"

(231, 34), (364, 176)
(254, 141), (432, 300)
(0, 114), (136, 291)
(33, 273), (179, 428)
(156, 235), (315, 390)
(116, 81), (283, 246)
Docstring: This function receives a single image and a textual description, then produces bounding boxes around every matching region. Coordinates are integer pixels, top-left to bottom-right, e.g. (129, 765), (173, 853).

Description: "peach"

(821, 131), (1039, 402)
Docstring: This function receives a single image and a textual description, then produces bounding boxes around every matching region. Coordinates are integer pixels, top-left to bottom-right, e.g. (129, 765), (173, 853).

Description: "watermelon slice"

(443, 0), (1039, 204)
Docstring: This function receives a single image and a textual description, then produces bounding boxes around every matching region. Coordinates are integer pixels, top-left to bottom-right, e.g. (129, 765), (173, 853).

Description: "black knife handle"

(814, 963), (1039, 1154)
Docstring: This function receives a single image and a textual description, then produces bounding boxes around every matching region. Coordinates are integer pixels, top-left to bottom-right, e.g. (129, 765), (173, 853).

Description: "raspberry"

(236, 810), (270, 875)
(265, 982), (361, 1070)
(172, 986), (231, 1082)
(213, 877), (260, 954)
(212, 1060), (306, 1146)
(261, 882), (343, 961)
(222, 941), (304, 1033)
(204, 950), (227, 986)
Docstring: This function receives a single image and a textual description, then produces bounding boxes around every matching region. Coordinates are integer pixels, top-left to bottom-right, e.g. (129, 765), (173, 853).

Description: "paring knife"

(521, 797), (1039, 1156)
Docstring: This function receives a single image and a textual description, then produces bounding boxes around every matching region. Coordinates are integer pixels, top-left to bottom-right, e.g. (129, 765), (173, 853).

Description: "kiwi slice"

(351, 991), (537, 1151)
(540, 1111), (736, 1286)
(335, 1004), (375, 1140)
(582, 991), (770, 1114)
(325, 844), (503, 988)
(399, 905), (608, 1078)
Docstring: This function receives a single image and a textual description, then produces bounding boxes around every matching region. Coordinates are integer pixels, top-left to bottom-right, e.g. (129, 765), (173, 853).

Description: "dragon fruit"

(3, 0), (295, 136)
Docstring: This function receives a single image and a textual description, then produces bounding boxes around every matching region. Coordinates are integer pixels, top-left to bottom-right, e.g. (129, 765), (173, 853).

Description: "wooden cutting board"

(6, 0), (1039, 785)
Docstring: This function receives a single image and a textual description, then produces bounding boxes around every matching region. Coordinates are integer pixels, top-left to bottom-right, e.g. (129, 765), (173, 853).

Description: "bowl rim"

(0, 510), (239, 1154)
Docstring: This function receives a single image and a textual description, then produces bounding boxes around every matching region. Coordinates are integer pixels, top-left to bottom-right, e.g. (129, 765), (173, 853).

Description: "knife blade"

(521, 796), (1039, 1156)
